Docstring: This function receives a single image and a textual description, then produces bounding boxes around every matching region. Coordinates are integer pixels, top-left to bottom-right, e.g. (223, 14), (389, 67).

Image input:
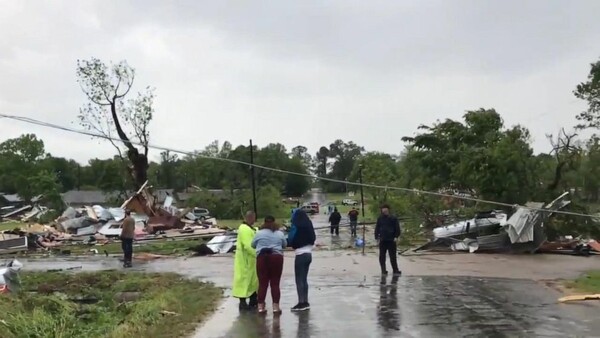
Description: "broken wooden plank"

(558, 294), (600, 303)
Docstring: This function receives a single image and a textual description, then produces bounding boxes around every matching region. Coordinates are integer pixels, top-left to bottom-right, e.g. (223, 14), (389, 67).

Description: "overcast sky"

(1, 0), (600, 163)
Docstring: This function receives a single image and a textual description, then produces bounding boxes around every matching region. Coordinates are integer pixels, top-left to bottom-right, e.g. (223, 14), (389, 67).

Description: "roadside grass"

(565, 270), (600, 293)
(217, 219), (243, 230)
(0, 270), (223, 338)
(67, 239), (206, 256)
(0, 221), (23, 232)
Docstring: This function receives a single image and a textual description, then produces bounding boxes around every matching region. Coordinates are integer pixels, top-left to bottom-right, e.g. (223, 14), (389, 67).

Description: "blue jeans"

(121, 238), (133, 264)
(294, 253), (312, 304)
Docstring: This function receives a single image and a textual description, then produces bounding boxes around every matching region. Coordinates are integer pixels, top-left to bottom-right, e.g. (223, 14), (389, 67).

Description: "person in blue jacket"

(287, 208), (316, 311)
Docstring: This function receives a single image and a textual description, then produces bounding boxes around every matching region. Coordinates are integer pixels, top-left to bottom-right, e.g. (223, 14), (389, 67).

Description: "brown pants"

(256, 252), (284, 303)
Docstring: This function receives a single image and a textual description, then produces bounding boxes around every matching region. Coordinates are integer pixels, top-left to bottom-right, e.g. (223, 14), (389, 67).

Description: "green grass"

(67, 239), (206, 256)
(0, 270), (223, 338)
(0, 221), (23, 232)
(216, 219), (244, 229)
(566, 270), (600, 293)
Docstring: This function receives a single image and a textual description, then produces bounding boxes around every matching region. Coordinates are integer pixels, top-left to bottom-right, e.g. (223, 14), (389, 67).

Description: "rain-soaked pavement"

(21, 255), (600, 338)
(17, 190), (600, 337)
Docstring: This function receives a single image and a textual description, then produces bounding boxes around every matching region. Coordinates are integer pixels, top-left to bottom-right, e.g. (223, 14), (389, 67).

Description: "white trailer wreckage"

(414, 192), (598, 255)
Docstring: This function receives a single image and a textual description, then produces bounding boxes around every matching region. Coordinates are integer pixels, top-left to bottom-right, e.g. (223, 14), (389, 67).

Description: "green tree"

(291, 145), (313, 170)
(0, 134), (47, 199)
(157, 150), (179, 189)
(575, 58), (600, 130)
(350, 152), (398, 202)
(76, 58), (153, 189)
(322, 140), (364, 193)
(283, 158), (311, 197)
(580, 138), (600, 201)
(314, 146), (329, 177)
(39, 157), (80, 191)
(402, 109), (537, 204)
(28, 170), (63, 210)
(84, 157), (130, 193)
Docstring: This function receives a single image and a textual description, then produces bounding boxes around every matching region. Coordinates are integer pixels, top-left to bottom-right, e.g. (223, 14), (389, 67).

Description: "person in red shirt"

(348, 207), (359, 237)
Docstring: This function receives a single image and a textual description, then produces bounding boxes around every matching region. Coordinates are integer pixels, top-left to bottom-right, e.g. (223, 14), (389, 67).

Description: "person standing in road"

(328, 207), (341, 236)
(251, 215), (286, 314)
(288, 208), (316, 312)
(232, 211), (259, 311)
(348, 207), (359, 237)
(374, 204), (401, 276)
(120, 210), (135, 268)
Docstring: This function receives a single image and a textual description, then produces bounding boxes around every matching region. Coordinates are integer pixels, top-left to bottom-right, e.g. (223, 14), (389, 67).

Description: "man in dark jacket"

(328, 207), (341, 236)
(374, 204), (401, 276)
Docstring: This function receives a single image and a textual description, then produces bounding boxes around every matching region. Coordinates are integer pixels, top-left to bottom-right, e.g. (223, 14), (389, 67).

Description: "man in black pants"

(374, 204), (401, 276)
(328, 207), (341, 236)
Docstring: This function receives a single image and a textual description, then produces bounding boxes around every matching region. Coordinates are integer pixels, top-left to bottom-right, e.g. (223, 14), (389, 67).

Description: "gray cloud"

(1, 0), (599, 163)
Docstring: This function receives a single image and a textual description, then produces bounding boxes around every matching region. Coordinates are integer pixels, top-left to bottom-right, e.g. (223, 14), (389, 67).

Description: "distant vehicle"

(282, 197), (300, 205)
(192, 208), (210, 220)
(301, 205), (318, 215)
(342, 199), (359, 206)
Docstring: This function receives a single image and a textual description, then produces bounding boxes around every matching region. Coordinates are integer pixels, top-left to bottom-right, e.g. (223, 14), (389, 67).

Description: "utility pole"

(250, 139), (258, 217)
(77, 164), (81, 190)
(359, 164), (366, 255)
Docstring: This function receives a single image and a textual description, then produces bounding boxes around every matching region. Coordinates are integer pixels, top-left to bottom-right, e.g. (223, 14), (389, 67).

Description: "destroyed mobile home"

(0, 181), (227, 254)
(415, 192), (600, 256)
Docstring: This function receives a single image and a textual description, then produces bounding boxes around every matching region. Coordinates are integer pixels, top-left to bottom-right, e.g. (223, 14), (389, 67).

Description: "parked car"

(342, 199), (359, 206)
(192, 208), (210, 220)
(301, 205), (318, 215)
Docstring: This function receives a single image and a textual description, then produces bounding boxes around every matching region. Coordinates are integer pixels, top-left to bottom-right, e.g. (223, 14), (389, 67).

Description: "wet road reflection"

(295, 312), (311, 338)
(377, 275), (400, 334)
(202, 275), (599, 338)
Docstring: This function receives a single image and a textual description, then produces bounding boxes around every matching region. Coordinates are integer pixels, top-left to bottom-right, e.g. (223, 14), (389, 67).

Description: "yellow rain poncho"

(231, 223), (258, 298)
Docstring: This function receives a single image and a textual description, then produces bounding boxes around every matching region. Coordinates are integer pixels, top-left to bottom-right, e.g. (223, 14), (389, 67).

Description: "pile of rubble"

(0, 181), (226, 254)
(415, 192), (600, 256)
(0, 204), (49, 223)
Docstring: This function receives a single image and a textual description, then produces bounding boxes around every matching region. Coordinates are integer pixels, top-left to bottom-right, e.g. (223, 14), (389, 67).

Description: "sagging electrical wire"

(1, 113), (598, 220)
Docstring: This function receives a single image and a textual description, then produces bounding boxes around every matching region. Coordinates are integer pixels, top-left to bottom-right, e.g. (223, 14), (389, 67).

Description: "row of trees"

(3, 57), (600, 233)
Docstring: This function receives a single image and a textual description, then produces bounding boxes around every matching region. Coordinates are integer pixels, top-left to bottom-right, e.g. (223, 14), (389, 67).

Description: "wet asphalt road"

(19, 190), (600, 337)
(198, 275), (599, 338)
(201, 190), (600, 337)
(21, 254), (600, 338)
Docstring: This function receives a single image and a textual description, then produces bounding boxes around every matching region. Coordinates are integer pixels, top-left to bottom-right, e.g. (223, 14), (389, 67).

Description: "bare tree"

(546, 128), (581, 192)
(76, 58), (153, 189)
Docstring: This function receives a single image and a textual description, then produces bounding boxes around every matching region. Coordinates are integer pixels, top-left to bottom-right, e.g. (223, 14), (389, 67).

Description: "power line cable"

(1, 113), (598, 219)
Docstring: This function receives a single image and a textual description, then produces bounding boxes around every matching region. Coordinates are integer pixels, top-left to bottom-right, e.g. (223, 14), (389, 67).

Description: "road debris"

(412, 192), (600, 256)
(558, 294), (600, 303)
(0, 181), (227, 255)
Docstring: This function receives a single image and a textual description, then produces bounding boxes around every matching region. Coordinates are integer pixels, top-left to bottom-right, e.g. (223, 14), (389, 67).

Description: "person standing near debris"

(348, 207), (359, 237)
(375, 204), (401, 276)
(232, 211), (259, 311)
(120, 210), (135, 268)
(328, 207), (341, 236)
(251, 215), (286, 314)
(288, 208), (316, 312)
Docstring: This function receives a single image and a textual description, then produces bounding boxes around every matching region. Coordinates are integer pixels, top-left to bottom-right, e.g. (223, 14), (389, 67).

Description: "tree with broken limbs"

(76, 58), (154, 190)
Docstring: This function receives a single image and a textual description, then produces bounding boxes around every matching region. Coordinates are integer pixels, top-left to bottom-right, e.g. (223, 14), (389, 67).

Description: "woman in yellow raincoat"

(232, 211), (259, 310)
